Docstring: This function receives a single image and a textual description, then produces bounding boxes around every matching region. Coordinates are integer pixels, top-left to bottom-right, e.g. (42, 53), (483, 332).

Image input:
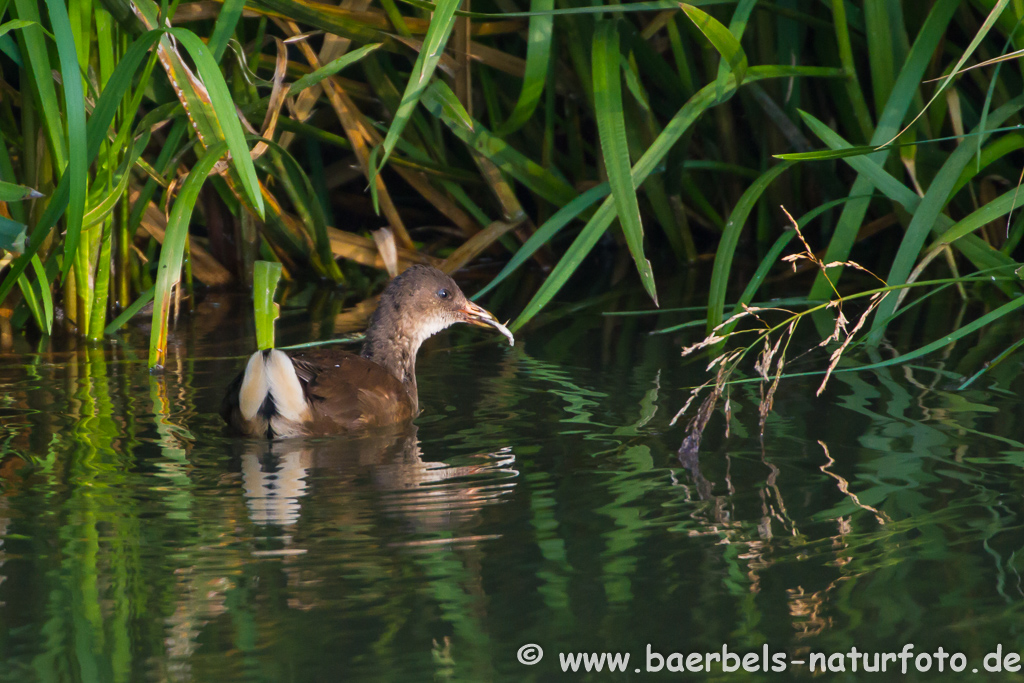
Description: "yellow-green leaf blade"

(681, 3), (747, 87)
(253, 261), (283, 351)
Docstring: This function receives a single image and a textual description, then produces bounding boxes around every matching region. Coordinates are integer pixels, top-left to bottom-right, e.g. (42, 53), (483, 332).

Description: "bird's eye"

(438, 288), (451, 300)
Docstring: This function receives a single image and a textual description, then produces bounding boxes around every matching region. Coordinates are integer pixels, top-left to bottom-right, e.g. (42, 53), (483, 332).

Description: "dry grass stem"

(675, 205), (891, 451)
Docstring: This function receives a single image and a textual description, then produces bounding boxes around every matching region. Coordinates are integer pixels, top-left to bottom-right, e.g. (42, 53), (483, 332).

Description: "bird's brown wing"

(288, 348), (415, 432)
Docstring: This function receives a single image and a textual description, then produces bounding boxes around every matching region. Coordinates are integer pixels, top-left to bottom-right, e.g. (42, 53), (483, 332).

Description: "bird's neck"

(361, 319), (422, 413)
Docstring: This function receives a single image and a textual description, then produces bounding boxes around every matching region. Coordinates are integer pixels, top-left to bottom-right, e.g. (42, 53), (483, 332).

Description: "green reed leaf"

(495, 0), (554, 136)
(29, 255), (52, 334)
(706, 161), (793, 334)
(681, 3), (747, 87)
(395, 0), (704, 19)
(593, 20), (657, 305)
(421, 81), (577, 206)
(371, 0), (461, 209)
(0, 18), (35, 39)
(870, 95), (1024, 338)
(11, 0), (64, 167)
(808, 0), (958, 299)
(777, 144), (885, 161)
(168, 27), (265, 220)
(0, 180), (43, 201)
(208, 0), (245, 61)
(511, 65), (843, 331)
(253, 261), (283, 351)
(149, 142), (228, 369)
(16, 268), (45, 333)
(797, 107), (1016, 304)
(105, 287), (153, 336)
(41, 0), (87, 281)
(288, 43), (382, 95)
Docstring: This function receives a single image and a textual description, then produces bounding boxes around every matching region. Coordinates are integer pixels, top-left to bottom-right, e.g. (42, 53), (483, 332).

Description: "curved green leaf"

(808, 0), (959, 299)
(168, 27), (265, 220)
(288, 43), (383, 96)
(798, 106), (1017, 299)
(681, 3), (747, 87)
(593, 20), (657, 305)
(208, 0), (246, 61)
(371, 0), (461, 208)
(396, 0), (699, 19)
(706, 161), (793, 334)
(0, 28), (163, 306)
(511, 65), (843, 331)
(421, 81), (576, 205)
(149, 142), (228, 369)
(0, 18), (35, 39)
(495, 0), (554, 136)
(40, 0), (86, 280)
(870, 94), (1024, 338)
(930, 187), (1023, 247)
(11, 0), (64, 167)
(473, 183), (611, 301)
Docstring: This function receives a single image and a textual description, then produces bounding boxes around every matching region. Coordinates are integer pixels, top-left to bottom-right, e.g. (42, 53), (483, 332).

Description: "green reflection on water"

(0, 293), (1024, 681)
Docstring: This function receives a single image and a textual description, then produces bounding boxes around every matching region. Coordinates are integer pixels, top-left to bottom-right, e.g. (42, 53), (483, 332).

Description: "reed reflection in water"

(3, 289), (1024, 681)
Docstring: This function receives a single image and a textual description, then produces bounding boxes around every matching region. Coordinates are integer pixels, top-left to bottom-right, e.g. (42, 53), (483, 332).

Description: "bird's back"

(222, 348), (415, 438)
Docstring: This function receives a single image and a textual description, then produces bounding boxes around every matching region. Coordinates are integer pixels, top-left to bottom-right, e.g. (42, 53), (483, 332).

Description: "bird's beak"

(459, 301), (515, 346)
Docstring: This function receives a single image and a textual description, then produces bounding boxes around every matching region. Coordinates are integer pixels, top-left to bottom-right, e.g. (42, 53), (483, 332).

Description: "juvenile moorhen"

(222, 265), (514, 438)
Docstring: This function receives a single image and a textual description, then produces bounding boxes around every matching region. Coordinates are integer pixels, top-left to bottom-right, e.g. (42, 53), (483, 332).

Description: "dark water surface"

(2, 290), (1024, 682)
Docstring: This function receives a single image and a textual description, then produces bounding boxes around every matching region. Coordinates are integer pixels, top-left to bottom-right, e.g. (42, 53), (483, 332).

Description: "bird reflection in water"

(236, 425), (518, 543)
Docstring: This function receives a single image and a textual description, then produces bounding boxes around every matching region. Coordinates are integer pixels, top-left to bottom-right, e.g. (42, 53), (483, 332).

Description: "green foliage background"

(1, 0), (1023, 368)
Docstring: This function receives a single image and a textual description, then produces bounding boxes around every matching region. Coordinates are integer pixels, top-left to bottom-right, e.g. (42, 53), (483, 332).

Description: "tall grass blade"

(11, 0), (65, 167)
(681, 3), (747, 87)
(473, 183), (610, 300)
(40, 0), (86, 281)
(798, 107), (1016, 278)
(15, 254), (51, 333)
(809, 0), (959, 299)
(149, 142), (228, 369)
(208, 0), (246, 61)
(0, 18), (34, 39)
(371, 0), (461, 208)
(397, 0), (685, 19)
(869, 95), (1024, 338)
(167, 27), (265, 219)
(930, 187), (1024, 247)
(706, 161), (793, 334)
(0, 28), (163, 308)
(593, 20), (657, 305)
(511, 65), (843, 330)
(288, 43), (382, 95)
(882, 0), (1011, 147)
(495, 0), (553, 136)
(421, 81), (576, 205)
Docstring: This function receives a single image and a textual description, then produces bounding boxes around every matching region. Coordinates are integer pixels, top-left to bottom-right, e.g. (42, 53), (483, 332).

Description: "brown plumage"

(222, 265), (513, 438)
